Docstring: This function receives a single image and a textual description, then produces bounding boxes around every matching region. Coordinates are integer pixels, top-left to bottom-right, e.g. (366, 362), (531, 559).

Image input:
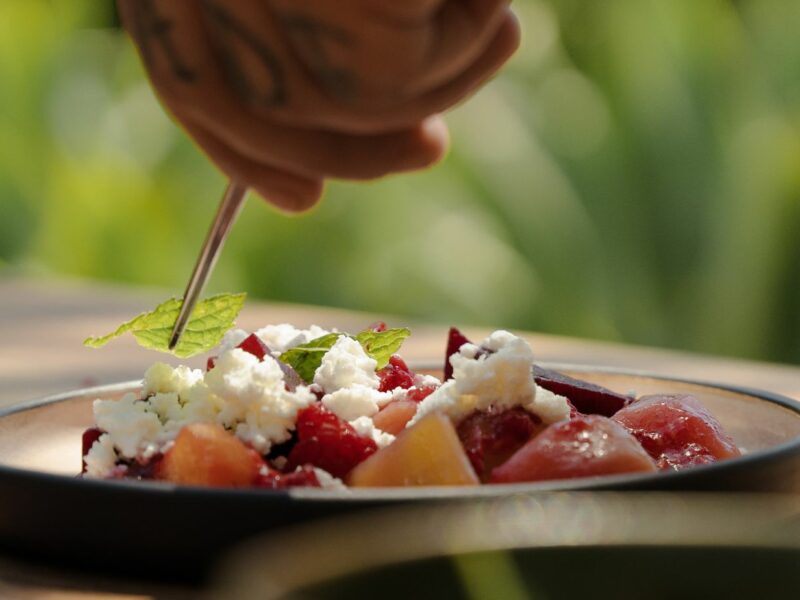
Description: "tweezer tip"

(167, 333), (179, 351)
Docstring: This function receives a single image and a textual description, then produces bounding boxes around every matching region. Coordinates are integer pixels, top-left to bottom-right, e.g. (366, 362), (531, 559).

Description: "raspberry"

(368, 321), (387, 332)
(406, 385), (437, 402)
(377, 355), (415, 392)
(287, 404), (378, 478)
(456, 407), (541, 480)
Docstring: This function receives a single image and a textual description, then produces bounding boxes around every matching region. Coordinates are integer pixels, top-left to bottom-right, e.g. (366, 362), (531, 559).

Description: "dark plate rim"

(1, 362), (799, 501)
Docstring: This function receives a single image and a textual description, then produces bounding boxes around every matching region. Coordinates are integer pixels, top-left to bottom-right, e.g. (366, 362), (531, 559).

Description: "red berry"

(456, 407), (541, 481)
(444, 327), (472, 380)
(206, 356), (217, 371)
(377, 355), (415, 392)
(287, 404), (378, 478)
(405, 386), (437, 402)
(256, 464), (321, 489)
(368, 321), (387, 332)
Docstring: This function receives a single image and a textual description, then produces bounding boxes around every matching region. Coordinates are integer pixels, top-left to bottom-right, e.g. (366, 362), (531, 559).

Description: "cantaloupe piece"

(158, 423), (263, 487)
(372, 400), (418, 435)
(348, 413), (479, 487)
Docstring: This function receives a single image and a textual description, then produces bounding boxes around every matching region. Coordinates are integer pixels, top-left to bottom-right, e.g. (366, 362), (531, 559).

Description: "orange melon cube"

(372, 400), (418, 435)
(348, 413), (479, 487)
(158, 423), (263, 487)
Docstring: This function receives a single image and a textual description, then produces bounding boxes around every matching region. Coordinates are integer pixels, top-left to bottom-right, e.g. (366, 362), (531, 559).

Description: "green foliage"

(279, 333), (344, 384)
(2, 0), (800, 363)
(84, 293), (246, 358)
(280, 328), (411, 382)
(353, 328), (411, 369)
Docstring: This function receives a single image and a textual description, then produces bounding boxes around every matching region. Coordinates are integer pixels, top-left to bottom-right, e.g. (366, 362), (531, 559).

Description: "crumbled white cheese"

(83, 433), (118, 479)
(206, 349), (316, 453)
(217, 328), (250, 354)
(314, 336), (379, 392)
(413, 373), (442, 388)
(93, 393), (163, 459)
(408, 330), (570, 427)
(350, 416), (395, 448)
(218, 324), (333, 356)
(142, 363), (203, 397)
(255, 324), (332, 354)
(322, 385), (393, 421)
(533, 387), (573, 424)
(312, 467), (347, 490)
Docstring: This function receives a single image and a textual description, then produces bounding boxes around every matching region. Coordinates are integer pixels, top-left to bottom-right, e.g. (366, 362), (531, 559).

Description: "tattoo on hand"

(280, 14), (356, 102)
(202, 0), (287, 108)
(132, 0), (196, 82)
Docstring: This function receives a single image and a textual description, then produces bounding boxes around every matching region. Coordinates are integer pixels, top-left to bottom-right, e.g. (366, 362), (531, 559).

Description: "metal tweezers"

(168, 181), (248, 351)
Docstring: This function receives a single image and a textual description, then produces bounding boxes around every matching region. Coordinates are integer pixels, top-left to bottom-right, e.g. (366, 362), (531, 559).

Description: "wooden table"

(1, 276), (799, 598)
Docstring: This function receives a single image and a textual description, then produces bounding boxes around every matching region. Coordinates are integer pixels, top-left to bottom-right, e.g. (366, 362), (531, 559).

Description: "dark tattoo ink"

(280, 14), (356, 102)
(131, 0), (195, 82)
(202, 0), (286, 108)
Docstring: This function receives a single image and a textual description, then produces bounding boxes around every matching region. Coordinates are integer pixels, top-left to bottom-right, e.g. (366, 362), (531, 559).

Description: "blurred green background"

(1, 0), (799, 363)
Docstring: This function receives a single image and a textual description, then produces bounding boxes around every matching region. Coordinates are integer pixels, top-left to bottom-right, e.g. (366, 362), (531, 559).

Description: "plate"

(0, 365), (799, 581)
(216, 493), (800, 599)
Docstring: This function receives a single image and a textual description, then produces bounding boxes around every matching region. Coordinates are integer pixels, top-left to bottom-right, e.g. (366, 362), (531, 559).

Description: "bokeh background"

(1, 0), (799, 363)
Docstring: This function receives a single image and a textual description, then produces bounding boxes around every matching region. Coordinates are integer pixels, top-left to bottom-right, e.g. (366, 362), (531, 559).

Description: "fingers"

(366, 0), (446, 24)
(118, 0), (514, 211)
(411, 0), (511, 94)
(179, 86), (450, 180)
(181, 120), (325, 213)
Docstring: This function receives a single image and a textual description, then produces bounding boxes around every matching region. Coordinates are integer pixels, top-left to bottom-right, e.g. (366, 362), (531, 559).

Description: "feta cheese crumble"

(322, 385), (393, 421)
(408, 330), (570, 427)
(219, 324), (333, 355)
(313, 335), (379, 392)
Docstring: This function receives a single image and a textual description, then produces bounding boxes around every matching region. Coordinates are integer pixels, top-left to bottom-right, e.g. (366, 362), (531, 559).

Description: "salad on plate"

(80, 295), (740, 489)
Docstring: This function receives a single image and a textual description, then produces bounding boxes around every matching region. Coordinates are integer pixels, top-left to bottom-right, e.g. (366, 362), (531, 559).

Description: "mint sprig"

(279, 327), (411, 384)
(83, 293), (246, 358)
(354, 328), (411, 369)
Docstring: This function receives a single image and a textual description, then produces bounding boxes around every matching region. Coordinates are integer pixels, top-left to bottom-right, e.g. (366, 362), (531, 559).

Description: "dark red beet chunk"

(378, 355), (415, 392)
(206, 333), (267, 371)
(238, 333), (270, 360)
(457, 407), (542, 481)
(613, 394), (740, 470)
(444, 327), (472, 380)
(491, 415), (657, 483)
(287, 404), (378, 479)
(81, 427), (104, 473)
(533, 365), (632, 417)
(256, 464), (321, 489)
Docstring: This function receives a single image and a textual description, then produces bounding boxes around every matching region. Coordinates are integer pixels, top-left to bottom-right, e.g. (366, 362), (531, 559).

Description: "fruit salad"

(81, 324), (740, 489)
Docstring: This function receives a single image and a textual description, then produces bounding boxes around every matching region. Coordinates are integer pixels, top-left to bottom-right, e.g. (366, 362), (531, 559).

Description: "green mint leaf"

(278, 333), (344, 383)
(278, 327), (412, 384)
(83, 293), (246, 358)
(354, 328), (411, 369)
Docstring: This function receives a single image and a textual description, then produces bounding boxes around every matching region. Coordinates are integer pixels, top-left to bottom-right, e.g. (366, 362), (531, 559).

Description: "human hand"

(117, 0), (520, 212)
